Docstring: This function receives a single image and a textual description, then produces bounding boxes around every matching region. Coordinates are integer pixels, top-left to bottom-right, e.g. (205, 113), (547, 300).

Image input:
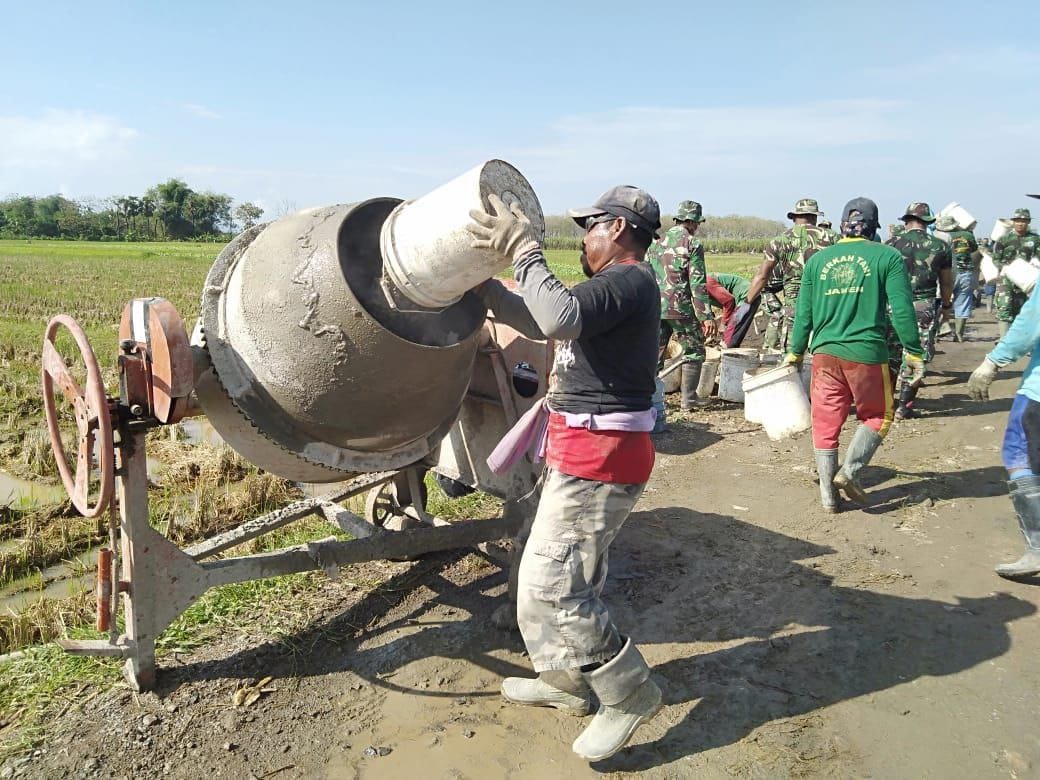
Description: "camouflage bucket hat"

(675, 200), (705, 223)
(1011, 208), (1032, 221)
(934, 214), (959, 232)
(787, 198), (823, 219)
(901, 202), (936, 223)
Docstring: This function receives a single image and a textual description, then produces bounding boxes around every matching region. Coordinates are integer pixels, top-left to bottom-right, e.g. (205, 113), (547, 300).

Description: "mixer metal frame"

(47, 300), (547, 692)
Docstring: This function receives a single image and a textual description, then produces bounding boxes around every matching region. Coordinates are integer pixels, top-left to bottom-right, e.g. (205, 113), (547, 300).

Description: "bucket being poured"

(741, 365), (811, 440)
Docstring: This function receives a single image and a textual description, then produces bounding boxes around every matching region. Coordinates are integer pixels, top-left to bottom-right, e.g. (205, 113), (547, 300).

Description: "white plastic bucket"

(991, 219), (1013, 243)
(980, 252), (999, 282)
(939, 202), (977, 231)
(743, 370), (762, 423)
(718, 348), (760, 403)
(380, 159), (544, 309)
(742, 365), (812, 440)
(1002, 257), (1040, 294)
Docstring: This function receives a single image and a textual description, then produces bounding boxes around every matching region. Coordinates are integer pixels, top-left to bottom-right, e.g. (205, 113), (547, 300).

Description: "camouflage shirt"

(884, 228), (952, 301)
(993, 230), (1040, 269)
(645, 224), (711, 321)
(763, 224), (835, 302)
(946, 229), (979, 273)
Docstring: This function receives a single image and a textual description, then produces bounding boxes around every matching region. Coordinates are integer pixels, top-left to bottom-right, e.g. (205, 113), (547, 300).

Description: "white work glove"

(904, 352), (927, 386)
(467, 193), (541, 263)
(782, 353), (803, 366)
(967, 358), (998, 401)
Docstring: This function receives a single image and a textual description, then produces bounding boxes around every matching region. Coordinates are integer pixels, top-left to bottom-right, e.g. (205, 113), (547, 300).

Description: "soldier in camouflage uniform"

(936, 214), (980, 342)
(993, 208), (1040, 336)
(645, 200), (715, 410)
(747, 198), (835, 351)
(888, 223), (905, 241)
(818, 217), (840, 243)
(884, 203), (953, 419)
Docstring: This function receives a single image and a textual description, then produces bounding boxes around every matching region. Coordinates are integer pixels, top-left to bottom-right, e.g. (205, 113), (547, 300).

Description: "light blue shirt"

(988, 285), (1040, 402)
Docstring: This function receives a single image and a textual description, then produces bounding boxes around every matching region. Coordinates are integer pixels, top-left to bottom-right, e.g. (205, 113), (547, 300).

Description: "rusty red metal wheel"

(41, 315), (115, 517)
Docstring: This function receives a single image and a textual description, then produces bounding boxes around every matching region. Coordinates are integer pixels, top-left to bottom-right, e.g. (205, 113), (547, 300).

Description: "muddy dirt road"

(10, 311), (1040, 779)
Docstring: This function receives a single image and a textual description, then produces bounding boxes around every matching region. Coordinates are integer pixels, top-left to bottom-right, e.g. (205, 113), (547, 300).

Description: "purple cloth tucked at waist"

(486, 401), (657, 475)
(558, 408), (657, 432)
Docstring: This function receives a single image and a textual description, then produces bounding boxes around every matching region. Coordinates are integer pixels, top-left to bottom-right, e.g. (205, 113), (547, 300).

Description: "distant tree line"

(0, 179), (265, 241)
(544, 213), (784, 254)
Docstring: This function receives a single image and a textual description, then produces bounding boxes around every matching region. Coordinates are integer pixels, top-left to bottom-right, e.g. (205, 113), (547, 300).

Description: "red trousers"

(810, 353), (894, 450)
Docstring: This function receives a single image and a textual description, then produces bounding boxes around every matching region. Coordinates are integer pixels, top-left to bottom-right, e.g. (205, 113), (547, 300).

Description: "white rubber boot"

(501, 672), (591, 715)
(833, 425), (883, 506)
(572, 639), (661, 761)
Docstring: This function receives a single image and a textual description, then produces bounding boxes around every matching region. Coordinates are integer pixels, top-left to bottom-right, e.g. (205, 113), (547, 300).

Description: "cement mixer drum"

(195, 197), (488, 481)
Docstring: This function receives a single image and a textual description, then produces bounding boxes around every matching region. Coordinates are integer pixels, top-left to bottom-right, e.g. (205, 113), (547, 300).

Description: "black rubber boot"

(814, 448), (839, 513)
(680, 361), (709, 411)
(996, 476), (1040, 579)
(833, 425), (883, 505)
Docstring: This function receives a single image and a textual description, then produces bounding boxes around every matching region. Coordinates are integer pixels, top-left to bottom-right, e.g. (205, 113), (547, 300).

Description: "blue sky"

(2, 0), (1038, 233)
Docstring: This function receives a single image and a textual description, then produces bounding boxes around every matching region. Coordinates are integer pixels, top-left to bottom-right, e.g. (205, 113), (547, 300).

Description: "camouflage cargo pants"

(516, 468), (645, 671)
(762, 291), (783, 351)
(898, 301), (940, 382)
(659, 318), (705, 364)
(995, 277), (1027, 323)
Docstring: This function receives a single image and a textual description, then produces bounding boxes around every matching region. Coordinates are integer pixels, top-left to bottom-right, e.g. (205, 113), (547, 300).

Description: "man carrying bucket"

(469, 186), (663, 761)
(747, 198), (835, 352)
(884, 202), (953, 420)
(936, 214), (979, 343)
(993, 208), (1040, 337)
(784, 198), (925, 512)
(967, 270), (1040, 579)
(645, 200), (716, 409)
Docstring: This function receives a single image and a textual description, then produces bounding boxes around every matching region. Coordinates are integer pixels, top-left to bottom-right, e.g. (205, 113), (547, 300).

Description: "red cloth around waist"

(545, 412), (655, 484)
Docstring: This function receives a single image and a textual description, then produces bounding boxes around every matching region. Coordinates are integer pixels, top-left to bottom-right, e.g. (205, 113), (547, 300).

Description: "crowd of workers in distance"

(464, 184), (1040, 762)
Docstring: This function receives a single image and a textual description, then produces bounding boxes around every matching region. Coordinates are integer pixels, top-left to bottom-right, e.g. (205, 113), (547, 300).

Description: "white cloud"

(183, 103), (220, 120)
(0, 109), (138, 169)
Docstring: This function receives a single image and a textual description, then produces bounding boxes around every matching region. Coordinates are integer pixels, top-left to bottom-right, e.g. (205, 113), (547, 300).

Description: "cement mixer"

(40, 161), (550, 691)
